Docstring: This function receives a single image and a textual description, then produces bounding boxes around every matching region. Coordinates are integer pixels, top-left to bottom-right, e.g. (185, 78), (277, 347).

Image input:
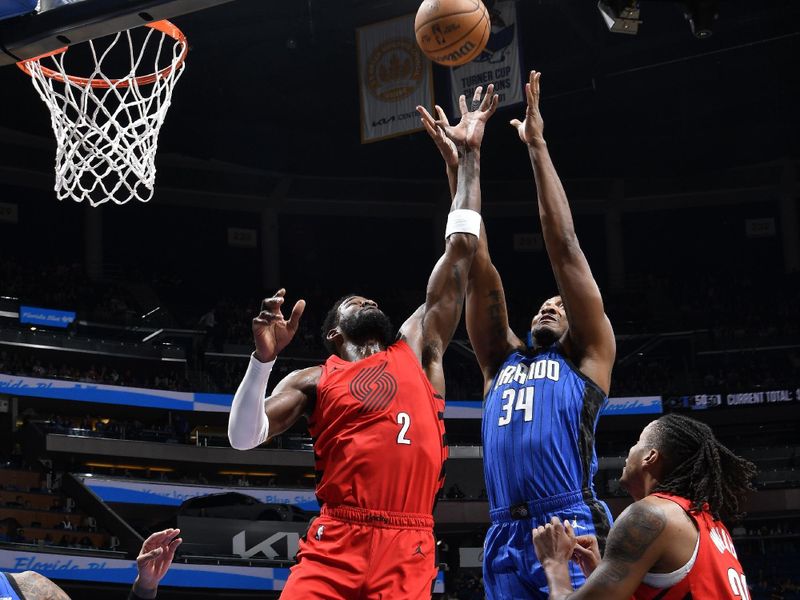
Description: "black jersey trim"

(3, 572), (24, 599)
(553, 341), (607, 397)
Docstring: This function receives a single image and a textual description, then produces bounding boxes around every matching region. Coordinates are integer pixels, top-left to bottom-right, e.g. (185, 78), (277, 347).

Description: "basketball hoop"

(17, 20), (188, 206)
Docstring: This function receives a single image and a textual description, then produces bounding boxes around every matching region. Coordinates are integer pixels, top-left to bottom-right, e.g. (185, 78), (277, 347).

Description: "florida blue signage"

(0, 373), (231, 412)
(0, 549), (445, 592)
(19, 305), (76, 328)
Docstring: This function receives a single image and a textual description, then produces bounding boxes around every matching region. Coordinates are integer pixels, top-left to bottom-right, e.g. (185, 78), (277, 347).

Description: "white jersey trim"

(642, 531), (700, 588)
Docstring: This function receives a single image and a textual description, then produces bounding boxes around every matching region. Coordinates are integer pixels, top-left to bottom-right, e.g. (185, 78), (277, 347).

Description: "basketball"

(414, 0), (491, 67)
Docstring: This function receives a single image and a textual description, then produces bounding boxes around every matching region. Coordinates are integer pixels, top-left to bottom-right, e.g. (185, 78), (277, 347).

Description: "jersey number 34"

(498, 387), (534, 426)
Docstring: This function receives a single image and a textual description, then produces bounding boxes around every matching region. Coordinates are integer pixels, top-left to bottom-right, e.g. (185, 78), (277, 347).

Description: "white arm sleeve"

(227, 354), (274, 450)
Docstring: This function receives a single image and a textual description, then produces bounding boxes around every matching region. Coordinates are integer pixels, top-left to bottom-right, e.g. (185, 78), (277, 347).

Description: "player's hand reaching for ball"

(252, 289), (306, 363)
(510, 70), (545, 146)
(417, 104), (459, 169)
(417, 83), (498, 153)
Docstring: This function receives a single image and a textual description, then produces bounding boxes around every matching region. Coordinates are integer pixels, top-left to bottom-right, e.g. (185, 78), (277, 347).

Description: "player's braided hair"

(321, 295), (356, 356)
(649, 413), (757, 521)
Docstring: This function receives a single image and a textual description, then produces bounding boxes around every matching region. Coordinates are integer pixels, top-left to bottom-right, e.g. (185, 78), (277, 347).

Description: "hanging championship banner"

(357, 14), (434, 143)
(449, 0), (523, 116)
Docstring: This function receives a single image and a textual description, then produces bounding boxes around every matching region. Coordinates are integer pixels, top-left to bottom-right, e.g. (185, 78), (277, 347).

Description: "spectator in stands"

(0, 518), (20, 542)
(8, 495), (26, 508)
(0, 528), (182, 600)
(82, 516), (97, 532)
(446, 484), (466, 500)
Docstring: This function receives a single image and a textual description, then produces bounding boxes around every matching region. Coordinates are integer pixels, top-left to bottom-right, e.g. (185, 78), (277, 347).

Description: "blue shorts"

(482, 490), (613, 600)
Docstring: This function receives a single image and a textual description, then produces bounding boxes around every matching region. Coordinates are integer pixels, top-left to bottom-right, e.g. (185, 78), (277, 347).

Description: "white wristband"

(228, 353), (274, 450)
(445, 209), (481, 239)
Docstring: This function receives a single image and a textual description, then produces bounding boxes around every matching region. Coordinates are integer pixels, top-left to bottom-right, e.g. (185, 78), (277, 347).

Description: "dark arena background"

(0, 0), (799, 598)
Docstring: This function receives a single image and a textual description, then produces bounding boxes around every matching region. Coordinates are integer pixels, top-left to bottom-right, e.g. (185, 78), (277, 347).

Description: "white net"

(19, 21), (188, 206)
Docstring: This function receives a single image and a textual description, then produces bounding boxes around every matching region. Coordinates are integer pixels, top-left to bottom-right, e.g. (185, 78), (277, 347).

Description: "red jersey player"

(531, 414), (757, 600)
(227, 85), (498, 599)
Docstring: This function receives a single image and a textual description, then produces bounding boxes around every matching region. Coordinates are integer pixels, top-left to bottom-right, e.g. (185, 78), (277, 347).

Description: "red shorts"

(280, 504), (438, 600)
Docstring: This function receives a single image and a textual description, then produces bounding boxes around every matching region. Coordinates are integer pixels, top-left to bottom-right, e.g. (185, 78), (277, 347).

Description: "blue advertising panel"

(80, 476), (320, 511)
(0, 549), (445, 592)
(19, 305), (76, 328)
(0, 549), (291, 590)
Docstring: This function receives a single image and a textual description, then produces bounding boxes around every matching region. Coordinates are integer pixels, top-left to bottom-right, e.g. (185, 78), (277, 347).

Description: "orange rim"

(16, 20), (188, 88)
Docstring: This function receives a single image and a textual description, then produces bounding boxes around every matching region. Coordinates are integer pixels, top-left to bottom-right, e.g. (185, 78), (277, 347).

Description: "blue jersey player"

(419, 71), (616, 599)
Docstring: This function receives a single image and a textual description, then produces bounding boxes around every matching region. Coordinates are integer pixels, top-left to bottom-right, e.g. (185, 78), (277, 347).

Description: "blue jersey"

(0, 573), (23, 600)
(482, 343), (607, 510)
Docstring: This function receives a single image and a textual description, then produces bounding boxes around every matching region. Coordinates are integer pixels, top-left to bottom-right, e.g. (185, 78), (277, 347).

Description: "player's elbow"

(445, 232), (479, 259)
(227, 429), (255, 451)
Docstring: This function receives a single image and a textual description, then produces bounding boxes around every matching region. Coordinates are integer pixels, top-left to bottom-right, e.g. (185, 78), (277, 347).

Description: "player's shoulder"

(285, 364), (323, 389)
(625, 494), (691, 534)
(616, 497), (670, 534)
(497, 341), (529, 363)
(605, 498), (670, 561)
(9, 571), (71, 599)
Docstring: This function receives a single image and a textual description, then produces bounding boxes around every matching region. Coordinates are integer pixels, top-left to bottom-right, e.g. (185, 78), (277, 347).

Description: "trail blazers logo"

(350, 361), (398, 412)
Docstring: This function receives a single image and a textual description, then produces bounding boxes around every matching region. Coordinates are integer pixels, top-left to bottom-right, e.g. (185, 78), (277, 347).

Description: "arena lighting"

(142, 328), (164, 342)
(684, 0), (718, 38)
(141, 306), (161, 320)
(597, 0), (641, 35)
(85, 462), (175, 472)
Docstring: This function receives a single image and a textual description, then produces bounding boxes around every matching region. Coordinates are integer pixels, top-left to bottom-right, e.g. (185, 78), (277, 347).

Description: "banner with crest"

(448, 0), (523, 117)
(357, 15), (434, 143)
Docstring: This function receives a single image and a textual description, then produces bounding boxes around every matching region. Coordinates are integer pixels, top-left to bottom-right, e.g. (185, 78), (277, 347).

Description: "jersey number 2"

(397, 412), (411, 445)
(498, 388), (534, 426)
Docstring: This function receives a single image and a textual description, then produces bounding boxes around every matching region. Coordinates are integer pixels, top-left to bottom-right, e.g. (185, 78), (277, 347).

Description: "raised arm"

(511, 71), (615, 393)
(532, 504), (668, 600)
(228, 289), (318, 450)
(132, 528), (183, 599)
(419, 103), (459, 201)
(466, 222), (525, 390)
(403, 86), (499, 394)
(419, 93), (523, 390)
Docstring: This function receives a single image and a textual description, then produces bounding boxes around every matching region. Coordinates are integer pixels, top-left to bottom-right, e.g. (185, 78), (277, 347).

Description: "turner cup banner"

(448, 1), (523, 116)
(357, 15), (434, 143)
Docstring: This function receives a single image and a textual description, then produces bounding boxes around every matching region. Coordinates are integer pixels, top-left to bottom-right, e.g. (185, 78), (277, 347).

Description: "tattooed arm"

(417, 88), (522, 392)
(465, 221), (526, 394)
(9, 571), (71, 600)
(402, 86), (498, 395)
(533, 501), (668, 600)
(400, 146), (481, 396)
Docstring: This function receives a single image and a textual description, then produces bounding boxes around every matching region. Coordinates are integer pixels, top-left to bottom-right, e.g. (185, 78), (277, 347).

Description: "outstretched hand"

(418, 104), (458, 168)
(417, 83), (499, 153)
(134, 528), (182, 599)
(252, 289), (306, 363)
(510, 70), (545, 146)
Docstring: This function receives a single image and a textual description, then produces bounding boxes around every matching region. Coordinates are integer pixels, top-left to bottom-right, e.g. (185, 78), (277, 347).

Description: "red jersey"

(634, 493), (750, 600)
(308, 340), (448, 515)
